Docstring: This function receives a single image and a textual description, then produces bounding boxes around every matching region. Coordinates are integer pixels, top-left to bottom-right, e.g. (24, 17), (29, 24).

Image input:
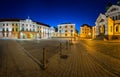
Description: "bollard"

(66, 41), (68, 49)
(60, 43), (62, 55)
(43, 48), (46, 70)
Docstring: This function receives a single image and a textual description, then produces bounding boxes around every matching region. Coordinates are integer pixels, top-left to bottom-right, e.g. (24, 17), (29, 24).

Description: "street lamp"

(88, 32), (91, 39)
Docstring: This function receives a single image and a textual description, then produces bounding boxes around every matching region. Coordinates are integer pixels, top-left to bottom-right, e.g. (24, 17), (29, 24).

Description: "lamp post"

(88, 32), (91, 39)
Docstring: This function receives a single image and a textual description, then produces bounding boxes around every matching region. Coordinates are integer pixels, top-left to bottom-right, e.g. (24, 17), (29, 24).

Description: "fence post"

(43, 47), (46, 69)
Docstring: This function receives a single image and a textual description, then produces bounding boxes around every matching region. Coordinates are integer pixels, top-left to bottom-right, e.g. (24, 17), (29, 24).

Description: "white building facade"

(0, 18), (55, 39)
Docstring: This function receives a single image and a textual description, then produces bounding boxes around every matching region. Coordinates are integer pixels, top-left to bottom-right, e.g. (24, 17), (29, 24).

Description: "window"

(111, 26), (112, 32)
(113, 16), (115, 20)
(12, 28), (14, 31)
(12, 24), (14, 26)
(22, 28), (24, 31)
(119, 15), (120, 20)
(26, 29), (28, 31)
(22, 24), (24, 27)
(59, 30), (61, 33)
(16, 28), (18, 31)
(71, 30), (73, 32)
(65, 34), (67, 36)
(39, 30), (41, 33)
(6, 24), (8, 26)
(65, 26), (67, 28)
(65, 30), (67, 32)
(116, 26), (119, 32)
(6, 28), (9, 32)
(116, 16), (118, 20)
(3, 24), (5, 26)
(33, 29), (35, 31)
(26, 24), (28, 27)
(2, 28), (5, 32)
(6, 33), (8, 37)
(71, 25), (73, 28)
(59, 26), (61, 28)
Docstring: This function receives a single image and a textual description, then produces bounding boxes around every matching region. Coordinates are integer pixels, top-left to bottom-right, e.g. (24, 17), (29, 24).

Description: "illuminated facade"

(54, 23), (78, 40)
(0, 18), (55, 39)
(95, 4), (120, 40)
(80, 24), (92, 39)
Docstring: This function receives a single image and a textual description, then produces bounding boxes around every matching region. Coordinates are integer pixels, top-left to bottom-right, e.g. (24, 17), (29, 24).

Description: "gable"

(96, 13), (107, 23)
(106, 5), (120, 14)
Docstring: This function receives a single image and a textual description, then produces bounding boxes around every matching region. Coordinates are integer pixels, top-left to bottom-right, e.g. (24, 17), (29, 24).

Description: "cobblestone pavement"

(0, 39), (120, 77)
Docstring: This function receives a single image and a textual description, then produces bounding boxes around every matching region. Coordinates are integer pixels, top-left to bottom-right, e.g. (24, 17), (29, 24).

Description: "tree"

(105, 2), (112, 12)
(117, 0), (120, 6)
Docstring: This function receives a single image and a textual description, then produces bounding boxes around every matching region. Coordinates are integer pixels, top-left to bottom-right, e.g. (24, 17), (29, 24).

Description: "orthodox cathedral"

(93, 0), (120, 40)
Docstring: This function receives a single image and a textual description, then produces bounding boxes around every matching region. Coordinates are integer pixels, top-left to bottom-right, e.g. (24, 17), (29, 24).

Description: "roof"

(81, 24), (92, 28)
(0, 18), (50, 27)
(35, 21), (50, 27)
(59, 22), (75, 25)
(53, 27), (58, 32)
(0, 18), (22, 22)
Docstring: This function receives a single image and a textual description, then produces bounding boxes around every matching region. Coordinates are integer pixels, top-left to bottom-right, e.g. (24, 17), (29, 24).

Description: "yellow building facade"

(80, 24), (92, 39)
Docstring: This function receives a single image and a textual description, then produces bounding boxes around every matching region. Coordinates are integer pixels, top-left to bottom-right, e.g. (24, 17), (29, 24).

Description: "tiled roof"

(81, 24), (92, 27)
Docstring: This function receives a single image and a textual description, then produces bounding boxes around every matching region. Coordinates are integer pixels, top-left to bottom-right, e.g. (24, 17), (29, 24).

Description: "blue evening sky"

(0, 0), (117, 32)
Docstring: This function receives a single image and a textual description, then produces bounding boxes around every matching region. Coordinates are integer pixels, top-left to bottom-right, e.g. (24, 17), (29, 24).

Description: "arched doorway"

(27, 33), (33, 39)
(99, 25), (105, 35)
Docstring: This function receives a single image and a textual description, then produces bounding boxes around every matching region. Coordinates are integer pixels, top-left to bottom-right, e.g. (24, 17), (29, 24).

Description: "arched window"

(111, 26), (112, 32)
(116, 26), (119, 32)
